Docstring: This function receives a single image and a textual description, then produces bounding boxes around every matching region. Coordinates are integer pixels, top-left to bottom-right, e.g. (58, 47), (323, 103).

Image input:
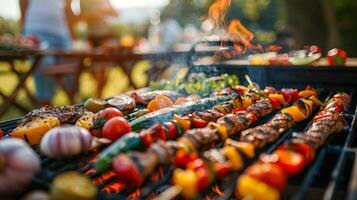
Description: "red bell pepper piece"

(273, 149), (306, 175)
(269, 97), (281, 109)
(174, 149), (198, 168)
(278, 143), (315, 164)
(192, 118), (207, 128)
(214, 163), (231, 177)
(164, 121), (178, 140)
(139, 123), (166, 147)
(188, 159), (212, 192)
(232, 108), (248, 113)
(112, 154), (143, 187)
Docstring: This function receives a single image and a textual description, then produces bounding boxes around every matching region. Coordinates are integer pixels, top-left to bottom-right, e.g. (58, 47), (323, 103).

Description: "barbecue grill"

(0, 88), (356, 200)
(1, 40), (357, 199)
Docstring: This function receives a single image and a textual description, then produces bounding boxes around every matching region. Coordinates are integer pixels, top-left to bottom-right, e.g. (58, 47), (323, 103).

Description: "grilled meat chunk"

(241, 125), (280, 148)
(217, 112), (253, 135)
(182, 127), (219, 149)
(247, 99), (273, 118)
(128, 90), (182, 105)
(191, 109), (224, 122)
(266, 113), (294, 133)
(20, 105), (88, 125)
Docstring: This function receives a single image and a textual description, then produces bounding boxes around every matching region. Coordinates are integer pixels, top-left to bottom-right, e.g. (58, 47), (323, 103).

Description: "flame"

(102, 182), (126, 193)
(92, 171), (116, 184)
(212, 185), (224, 196)
(208, 0), (264, 55)
(228, 20), (254, 53)
(150, 167), (165, 182)
(209, 0), (232, 30)
(128, 189), (141, 198)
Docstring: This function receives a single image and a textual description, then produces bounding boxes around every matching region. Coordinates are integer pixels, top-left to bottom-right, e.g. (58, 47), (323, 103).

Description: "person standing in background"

(20, 0), (75, 105)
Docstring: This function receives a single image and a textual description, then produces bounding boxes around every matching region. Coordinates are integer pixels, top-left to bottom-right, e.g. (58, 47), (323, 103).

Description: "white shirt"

(24, 0), (70, 37)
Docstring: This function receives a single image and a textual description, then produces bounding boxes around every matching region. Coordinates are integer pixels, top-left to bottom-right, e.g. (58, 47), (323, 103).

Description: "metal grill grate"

(1, 89), (356, 199)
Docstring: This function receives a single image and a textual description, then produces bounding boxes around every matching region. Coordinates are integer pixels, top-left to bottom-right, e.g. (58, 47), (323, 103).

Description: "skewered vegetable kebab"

(236, 92), (350, 200)
(109, 87), (317, 188)
(165, 95), (321, 198)
(95, 85), (296, 172)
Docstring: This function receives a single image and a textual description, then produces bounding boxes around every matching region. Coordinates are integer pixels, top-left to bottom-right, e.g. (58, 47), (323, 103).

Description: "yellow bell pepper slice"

(11, 116), (60, 145)
(174, 114), (191, 131)
(236, 175), (280, 200)
(299, 90), (317, 98)
(207, 122), (228, 140)
(173, 169), (198, 198)
(221, 146), (244, 170)
(225, 139), (255, 158)
(281, 106), (306, 122)
(242, 97), (253, 109)
(308, 95), (323, 106)
(75, 113), (94, 130)
(269, 94), (286, 105)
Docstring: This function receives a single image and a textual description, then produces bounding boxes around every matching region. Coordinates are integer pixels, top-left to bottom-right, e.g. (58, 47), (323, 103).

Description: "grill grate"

(1, 90), (356, 199)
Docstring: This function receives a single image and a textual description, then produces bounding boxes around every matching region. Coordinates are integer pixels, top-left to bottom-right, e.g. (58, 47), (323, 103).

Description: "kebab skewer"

(236, 92), (350, 200)
(108, 88), (318, 189)
(95, 85), (301, 172)
(158, 95), (322, 198)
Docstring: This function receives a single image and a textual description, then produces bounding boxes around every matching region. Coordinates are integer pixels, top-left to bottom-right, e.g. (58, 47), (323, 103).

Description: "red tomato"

(90, 129), (103, 137)
(274, 149), (305, 175)
(279, 143), (315, 164)
(327, 48), (347, 65)
(245, 163), (287, 192)
(97, 107), (123, 121)
(174, 150), (198, 168)
(102, 117), (131, 141)
(112, 154), (143, 187)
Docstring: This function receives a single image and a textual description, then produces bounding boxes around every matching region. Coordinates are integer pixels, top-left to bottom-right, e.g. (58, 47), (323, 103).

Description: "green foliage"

(0, 17), (20, 36)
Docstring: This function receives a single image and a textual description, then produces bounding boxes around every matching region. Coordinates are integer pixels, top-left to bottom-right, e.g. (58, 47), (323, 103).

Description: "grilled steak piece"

(182, 127), (219, 149)
(19, 105), (88, 125)
(217, 112), (254, 135)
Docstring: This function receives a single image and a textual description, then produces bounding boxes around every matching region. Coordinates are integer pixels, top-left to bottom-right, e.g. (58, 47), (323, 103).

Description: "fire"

(208, 0), (262, 55)
(228, 20), (254, 53)
(102, 182), (126, 193)
(151, 167), (165, 182)
(212, 185), (224, 196)
(128, 188), (141, 198)
(209, 0), (232, 30)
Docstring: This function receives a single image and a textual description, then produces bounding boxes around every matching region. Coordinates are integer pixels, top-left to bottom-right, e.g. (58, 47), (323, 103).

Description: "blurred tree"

(0, 17), (20, 36)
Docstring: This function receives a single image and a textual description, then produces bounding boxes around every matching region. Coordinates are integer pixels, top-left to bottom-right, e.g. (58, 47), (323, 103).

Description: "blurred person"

(20, 0), (76, 105)
(79, 0), (118, 47)
(78, 0), (118, 97)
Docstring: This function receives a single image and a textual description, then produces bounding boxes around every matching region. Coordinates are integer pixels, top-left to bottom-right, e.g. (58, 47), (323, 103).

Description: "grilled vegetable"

(102, 117), (131, 141)
(128, 90), (182, 105)
(0, 138), (41, 195)
(236, 175), (280, 200)
(107, 94), (136, 111)
(50, 171), (97, 200)
(11, 116), (60, 145)
(84, 98), (106, 113)
(130, 96), (231, 131)
(147, 94), (174, 112)
(327, 48), (347, 65)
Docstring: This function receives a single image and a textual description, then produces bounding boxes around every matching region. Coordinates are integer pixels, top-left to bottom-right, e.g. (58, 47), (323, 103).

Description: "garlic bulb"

(40, 126), (93, 159)
(0, 138), (41, 195)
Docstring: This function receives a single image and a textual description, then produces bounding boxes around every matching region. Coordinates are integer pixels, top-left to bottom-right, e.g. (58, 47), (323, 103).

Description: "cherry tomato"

(112, 154), (143, 187)
(245, 163), (287, 192)
(174, 149), (198, 168)
(273, 149), (305, 175)
(97, 107), (123, 121)
(102, 117), (131, 141)
(279, 143), (315, 164)
(327, 48), (347, 65)
(90, 129), (103, 137)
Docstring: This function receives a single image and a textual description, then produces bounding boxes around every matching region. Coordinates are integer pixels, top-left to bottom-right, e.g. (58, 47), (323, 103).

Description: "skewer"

(245, 74), (260, 89)
(157, 185), (182, 200)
